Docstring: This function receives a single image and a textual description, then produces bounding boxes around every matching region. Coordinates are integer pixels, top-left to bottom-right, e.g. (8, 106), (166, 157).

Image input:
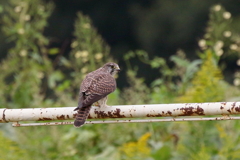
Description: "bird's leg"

(93, 101), (100, 107)
(97, 96), (110, 108)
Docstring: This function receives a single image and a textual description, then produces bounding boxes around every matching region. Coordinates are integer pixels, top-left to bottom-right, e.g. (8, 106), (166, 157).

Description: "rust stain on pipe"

(179, 106), (205, 116)
(235, 107), (240, 112)
(221, 102), (227, 105)
(2, 109), (7, 122)
(146, 113), (162, 117)
(38, 117), (52, 121)
(94, 108), (126, 118)
(57, 115), (65, 120)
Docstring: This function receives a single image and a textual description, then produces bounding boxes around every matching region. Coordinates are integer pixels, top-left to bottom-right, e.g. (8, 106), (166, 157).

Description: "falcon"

(74, 62), (120, 127)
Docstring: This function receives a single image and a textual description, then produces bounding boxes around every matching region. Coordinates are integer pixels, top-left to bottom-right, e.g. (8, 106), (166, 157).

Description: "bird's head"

(102, 62), (120, 76)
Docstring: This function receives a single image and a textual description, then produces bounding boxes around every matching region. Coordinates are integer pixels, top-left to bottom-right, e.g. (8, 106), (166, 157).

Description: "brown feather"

(74, 105), (91, 127)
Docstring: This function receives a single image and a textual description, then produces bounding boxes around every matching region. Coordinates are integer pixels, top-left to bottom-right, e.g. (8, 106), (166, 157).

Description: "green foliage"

(0, 1), (119, 160)
(0, 0), (54, 108)
(123, 49), (202, 104)
(198, 4), (240, 89)
(0, 1), (115, 108)
(0, 131), (28, 160)
(170, 50), (202, 94)
(174, 120), (240, 160)
(2, 0), (53, 45)
(124, 50), (177, 104)
(198, 5), (237, 61)
(1, 2), (240, 160)
(121, 70), (150, 105)
(178, 49), (224, 102)
(70, 12), (112, 70)
(215, 124), (240, 159)
(124, 50), (176, 82)
(119, 132), (151, 159)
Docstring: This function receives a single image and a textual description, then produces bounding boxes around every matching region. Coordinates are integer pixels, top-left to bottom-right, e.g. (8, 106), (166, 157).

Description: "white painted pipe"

(0, 102), (239, 126)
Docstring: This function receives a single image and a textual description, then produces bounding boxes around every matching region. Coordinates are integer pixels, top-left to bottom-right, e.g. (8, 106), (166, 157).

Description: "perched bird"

(74, 62), (120, 127)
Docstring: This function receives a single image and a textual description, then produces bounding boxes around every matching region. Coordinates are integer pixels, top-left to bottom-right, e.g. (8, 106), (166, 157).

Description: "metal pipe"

(0, 109), (6, 122)
(3, 107), (75, 122)
(0, 102), (240, 125)
(12, 116), (240, 127)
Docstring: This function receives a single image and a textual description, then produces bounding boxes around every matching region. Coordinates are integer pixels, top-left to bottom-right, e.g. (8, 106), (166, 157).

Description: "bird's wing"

(82, 73), (116, 107)
(80, 69), (101, 93)
(75, 69), (100, 109)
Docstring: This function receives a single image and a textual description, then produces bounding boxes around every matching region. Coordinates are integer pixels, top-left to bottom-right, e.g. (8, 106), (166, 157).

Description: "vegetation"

(1, 1), (240, 160)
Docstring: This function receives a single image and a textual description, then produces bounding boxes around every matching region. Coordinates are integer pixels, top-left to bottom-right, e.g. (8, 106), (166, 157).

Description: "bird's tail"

(74, 105), (91, 127)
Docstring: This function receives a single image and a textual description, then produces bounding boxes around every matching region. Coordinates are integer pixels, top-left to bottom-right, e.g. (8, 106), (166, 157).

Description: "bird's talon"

(93, 102), (100, 107)
(101, 105), (111, 108)
(74, 107), (79, 111)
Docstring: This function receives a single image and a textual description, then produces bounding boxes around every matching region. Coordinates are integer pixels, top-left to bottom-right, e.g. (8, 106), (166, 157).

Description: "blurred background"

(1, 0), (240, 159)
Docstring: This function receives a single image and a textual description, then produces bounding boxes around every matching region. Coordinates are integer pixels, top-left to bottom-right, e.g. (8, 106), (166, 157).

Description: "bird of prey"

(73, 62), (120, 127)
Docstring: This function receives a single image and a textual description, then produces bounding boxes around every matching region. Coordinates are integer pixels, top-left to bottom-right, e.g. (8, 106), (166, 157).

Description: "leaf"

(0, 5), (3, 13)
(177, 50), (224, 102)
(48, 70), (64, 88)
(151, 78), (163, 87)
(183, 59), (202, 82)
(124, 51), (136, 60)
(56, 80), (71, 91)
(48, 48), (59, 55)
(151, 146), (172, 160)
(150, 57), (165, 68)
(59, 56), (71, 67)
(170, 55), (190, 67)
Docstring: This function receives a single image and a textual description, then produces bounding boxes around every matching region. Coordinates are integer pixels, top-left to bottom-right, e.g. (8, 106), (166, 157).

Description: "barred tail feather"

(74, 105), (91, 127)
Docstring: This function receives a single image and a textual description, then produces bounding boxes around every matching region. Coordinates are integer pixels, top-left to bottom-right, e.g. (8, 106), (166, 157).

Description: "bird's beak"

(115, 66), (120, 72)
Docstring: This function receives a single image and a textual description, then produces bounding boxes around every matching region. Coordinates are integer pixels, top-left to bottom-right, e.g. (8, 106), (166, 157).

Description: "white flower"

(234, 72), (240, 77)
(18, 28), (25, 34)
(216, 49), (223, 56)
(215, 41), (224, 49)
(223, 31), (231, 37)
(223, 12), (231, 19)
(14, 6), (22, 13)
(71, 41), (78, 48)
(80, 50), (89, 57)
(198, 39), (206, 48)
(230, 44), (238, 50)
(37, 72), (44, 79)
(39, 5), (45, 12)
(95, 53), (103, 60)
(237, 59), (240, 66)
(74, 50), (88, 58)
(19, 50), (27, 57)
(75, 51), (81, 58)
(2, 63), (7, 70)
(81, 67), (88, 73)
(214, 41), (224, 56)
(234, 78), (240, 86)
(214, 5), (221, 11)
(83, 23), (90, 29)
(24, 15), (31, 21)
